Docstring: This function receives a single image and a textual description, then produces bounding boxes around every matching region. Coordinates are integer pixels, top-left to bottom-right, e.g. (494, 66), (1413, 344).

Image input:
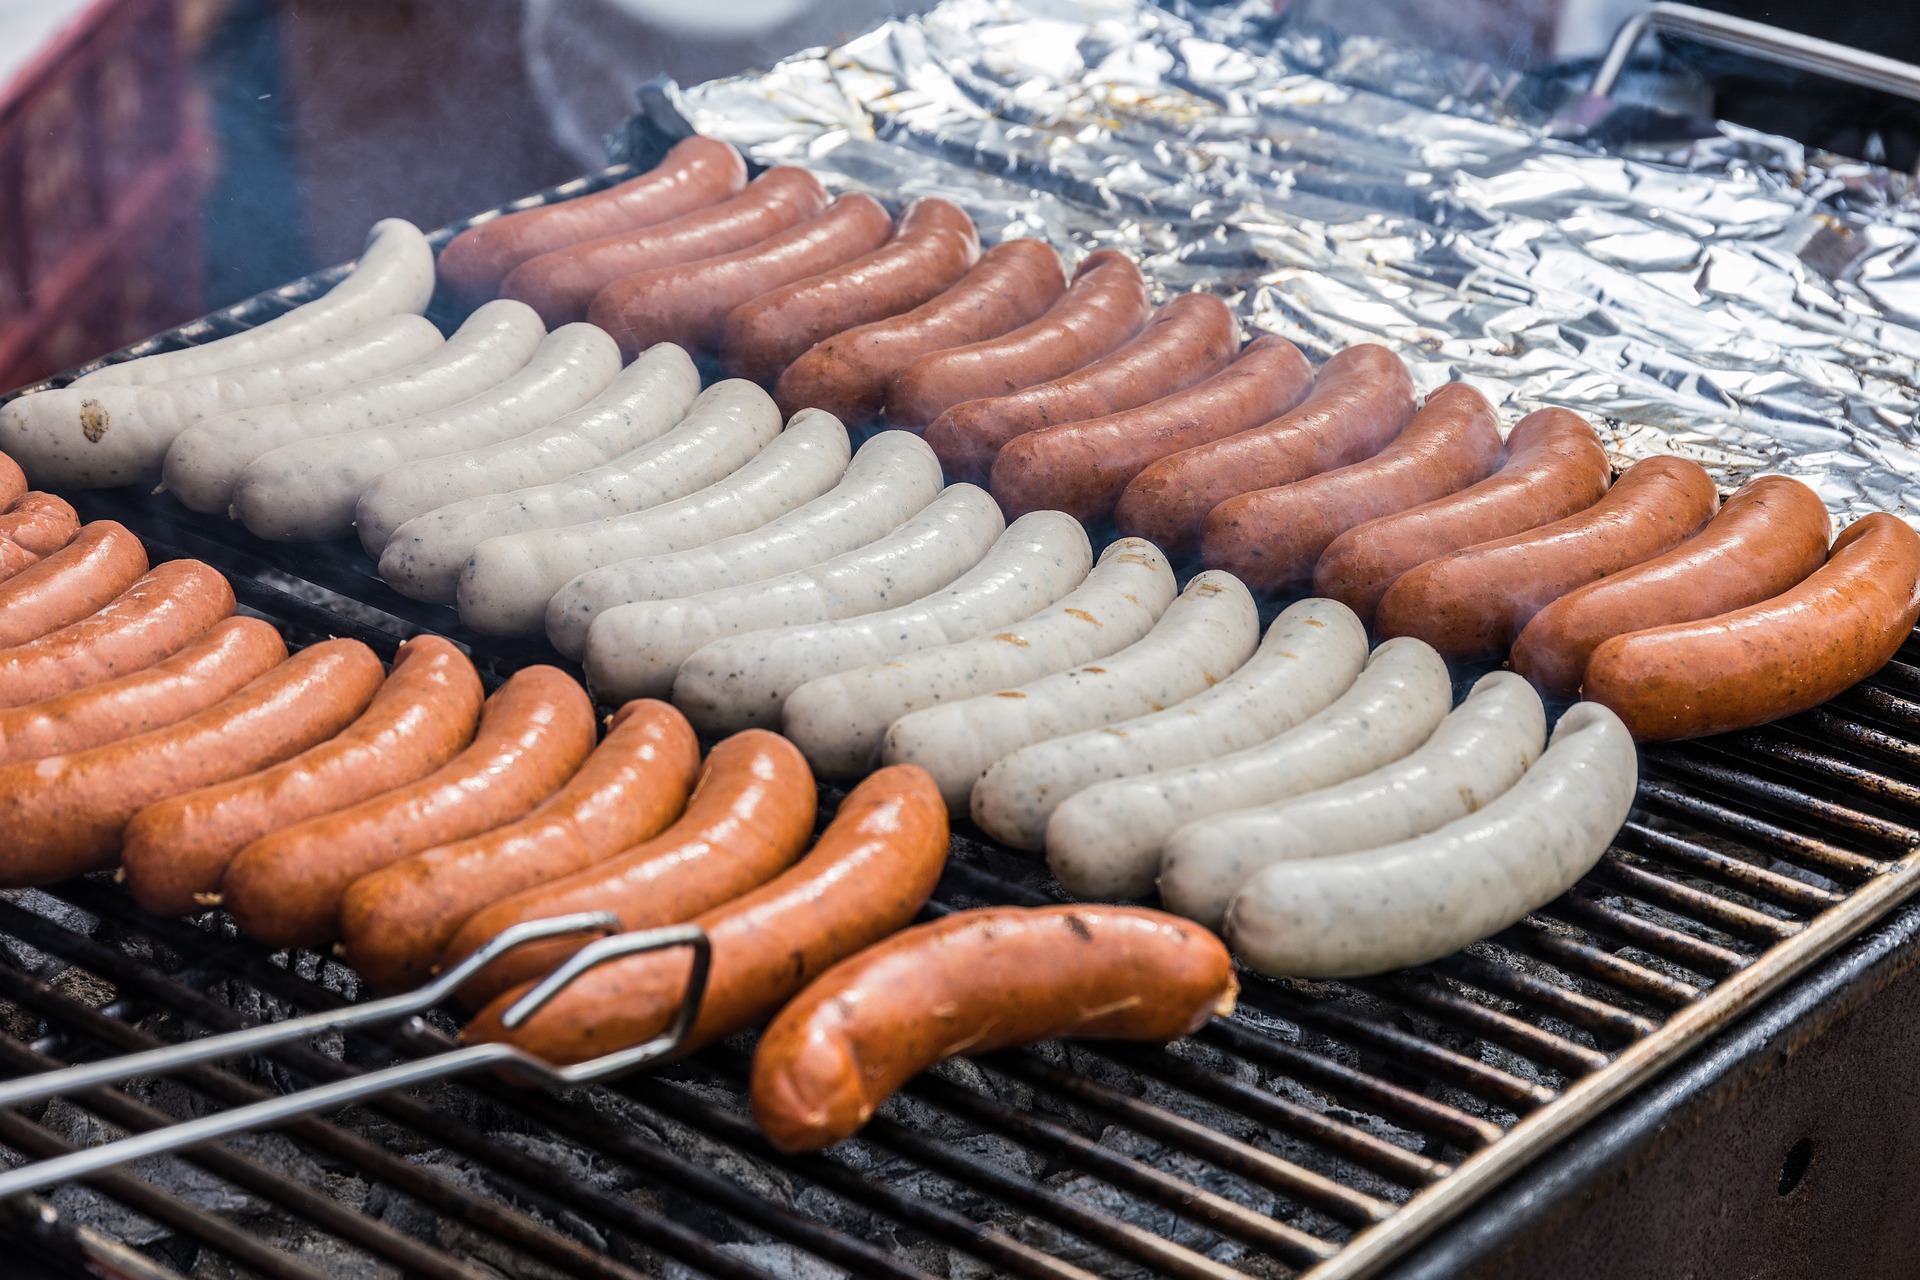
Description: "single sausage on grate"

(0, 521), (148, 648)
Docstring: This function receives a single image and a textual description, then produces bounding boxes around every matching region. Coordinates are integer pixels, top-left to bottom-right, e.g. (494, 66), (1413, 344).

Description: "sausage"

(750, 904), (1236, 1153)
(0, 492), (80, 558)
(445, 729), (817, 1008)
(1202, 382), (1505, 594)
(1375, 454), (1720, 662)
(882, 250), (1151, 427)
(338, 699), (701, 992)
(0, 522), (149, 648)
(119, 634), (485, 918)
(164, 300), (547, 515)
(1510, 474), (1832, 696)
(883, 571), (1259, 811)
(439, 135), (749, 301)
(502, 167), (830, 326)
(583, 485), (1006, 703)
(462, 764), (947, 1065)
(1160, 671), (1544, 929)
(773, 240), (1068, 424)
(1045, 636), (1452, 900)
(1312, 407), (1612, 627)
(0, 639), (384, 887)
(1225, 702), (1637, 978)
(1582, 512), (1920, 741)
(546, 429), (943, 659)
(589, 194), (896, 359)
(989, 335), (1314, 526)
(924, 292), (1240, 485)
(0, 617), (287, 767)
(971, 598), (1368, 851)
(0, 451), (24, 508)
(1115, 343), (1418, 555)
(0, 560), (236, 710)
(782, 538), (1175, 781)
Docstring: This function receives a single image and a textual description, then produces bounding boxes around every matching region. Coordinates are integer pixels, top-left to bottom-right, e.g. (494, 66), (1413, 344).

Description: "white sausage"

(1224, 701), (1637, 978)
(461, 408), (849, 636)
(545, 430), (944, 659)
(1160, 671), (1546, 929)
(973, 598), (1369, 851)
(74, 218), (435, 389)
(162, 300), (548, 514)
(388, 380), (787, 607)
(673, 510), (1093, 737)
(583, 484), (1006, 703)
(353, 342), (701, 555)
(233, 323), (622, 542)
(0, 315), (443, 489)
(1045, 636), (1453, 900)
(883, 570), (1260, 812)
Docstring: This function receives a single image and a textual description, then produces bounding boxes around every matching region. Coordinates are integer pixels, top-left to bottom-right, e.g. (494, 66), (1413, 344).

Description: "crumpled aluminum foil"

(675, 0), (1920, 526)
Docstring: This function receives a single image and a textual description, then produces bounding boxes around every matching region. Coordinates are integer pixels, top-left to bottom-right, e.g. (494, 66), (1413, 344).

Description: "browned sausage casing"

(0, 492), (78, 559)
(462, 764), (949, 1066)
(0, 639), (384, 887)
(0, 451), (24, 509)
(438, 135), (748, 300)
(1202, 382), (1505, 594)
(500, 166), (829, 326)
(883, 250), (1152, 427)
(924, 292), (1240, 485)
(120, 634), (485, 918)
(1376, 455), (1721, 662)
(1312, 407), (1612, 626)
(0, 521), (149, 648)
(221, 665), (594, 949)
(1115, 343), (1417, 555)
(751, 904), (1238, 1153)
(1511, 475), (1832, 696)
(1584, 513), (1920, 741)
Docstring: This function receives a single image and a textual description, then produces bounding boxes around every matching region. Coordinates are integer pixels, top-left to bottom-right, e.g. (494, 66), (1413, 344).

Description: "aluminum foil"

(672, 0), (1920, 526)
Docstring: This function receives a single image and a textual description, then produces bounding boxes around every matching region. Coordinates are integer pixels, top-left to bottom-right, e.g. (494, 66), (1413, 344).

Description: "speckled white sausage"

(1045, 636), (1453, 900)
(75, 219), (435, 389)
(1160, 671), (1546, 929)
(353, 343), (701, 556)
(162, 300), (548, 514)
(883, 570), (1259, 812)
(457, 407), (847, 634)
(382, 379), (785, 606)
(1225, 701), (1637, 977)
(972, 598), (1368, 851)
(0, 315), (443, 489)
(584, 484), (1006, 703)
(233, 323), (622, 542)
(674, 510), (1093, 737)
(546, 430), (943, 659)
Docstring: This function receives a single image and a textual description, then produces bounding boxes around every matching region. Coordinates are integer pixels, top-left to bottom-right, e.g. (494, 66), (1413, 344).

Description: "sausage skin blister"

(0, 522), (149, 648)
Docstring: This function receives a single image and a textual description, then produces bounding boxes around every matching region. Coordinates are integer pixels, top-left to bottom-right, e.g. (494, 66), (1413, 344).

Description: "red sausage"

(0, 492), (80, 558)
(0, 451), (24, 508)
(0, 521), (149, 648)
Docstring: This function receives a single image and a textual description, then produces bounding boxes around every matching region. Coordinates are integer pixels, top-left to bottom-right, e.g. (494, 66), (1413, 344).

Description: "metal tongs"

(0, 913), (709, 1199)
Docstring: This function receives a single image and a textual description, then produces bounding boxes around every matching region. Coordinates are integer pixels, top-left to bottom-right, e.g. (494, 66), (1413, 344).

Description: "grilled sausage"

(220, 665), (594, 948)
(440, 135), (749, 301)
(501, 166), (829, 326)
(0, 522), (149, 648)
(0, 492), (79, 558)
(462, 764), (947, 1064)
(1202, 382), (1505, 594)
(1116, 343), (1417, 555)
(751, 904), (1236, 1153)
(119, 634), (485, 918)
(445, 729), (817, 1008)
(719, 197), (982, 385)
(925, 292), (1240, 484)
(990, 335), (1314, 526)
(0, 639), (384, 887)
(884, 250), (1151, 427)
(0, 560), (235, 709)
(1582, 512), (1920, 741)
(1375, 454), (1720, 662)
(590, 195), (896, 359)
(339, 699), (702, 991)
(1312, 407), (1612, 626)
(773, 240), (1067, 423)
(0, 451), (24, 508)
